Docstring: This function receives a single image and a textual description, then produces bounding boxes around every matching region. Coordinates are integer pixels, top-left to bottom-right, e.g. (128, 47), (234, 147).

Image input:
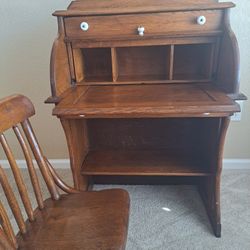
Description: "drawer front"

(64, 10), (223, 40)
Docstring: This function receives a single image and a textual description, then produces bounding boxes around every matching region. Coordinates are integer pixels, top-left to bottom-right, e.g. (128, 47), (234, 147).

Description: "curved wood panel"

(216, 9), (240, 95)
(199, 117), (230, 237)
(49, 17), (71, 100)
(0, 95), (34, 133)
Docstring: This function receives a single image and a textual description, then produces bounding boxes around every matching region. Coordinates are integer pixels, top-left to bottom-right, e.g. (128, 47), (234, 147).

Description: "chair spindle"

(0, 134), (34, 222)
(13, 125), (44, 209)
(0, 167), (26, 234)
(0, 201), (17, 248)
(21, 120), (60, 200)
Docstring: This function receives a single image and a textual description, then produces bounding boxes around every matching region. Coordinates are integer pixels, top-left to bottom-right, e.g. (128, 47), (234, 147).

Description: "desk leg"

(61, 118), (89, 190)
(199, 117), (230, 237)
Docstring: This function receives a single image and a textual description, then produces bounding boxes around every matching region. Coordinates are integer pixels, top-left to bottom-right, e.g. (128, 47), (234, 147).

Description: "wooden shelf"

(173, 74), (211, 81)
(117, 75), (167, 82)
(81, 150), (210, 176)
(83, 76), (113, 83)
(77, 78), (210, 85)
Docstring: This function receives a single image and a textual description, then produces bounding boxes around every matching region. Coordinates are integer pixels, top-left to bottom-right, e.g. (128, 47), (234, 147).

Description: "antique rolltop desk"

(47, 0), (245, 237)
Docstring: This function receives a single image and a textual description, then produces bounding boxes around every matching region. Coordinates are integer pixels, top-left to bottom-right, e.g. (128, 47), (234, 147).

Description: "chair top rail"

(0, 95), (35, 133)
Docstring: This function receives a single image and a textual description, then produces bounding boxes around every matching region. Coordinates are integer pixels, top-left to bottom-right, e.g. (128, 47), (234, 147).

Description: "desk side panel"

(216, 9), (240, 96)
(49, 17), (72, 101)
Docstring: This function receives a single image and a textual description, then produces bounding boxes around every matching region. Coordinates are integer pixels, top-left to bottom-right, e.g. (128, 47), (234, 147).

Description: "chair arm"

(45, 158), (80, 194)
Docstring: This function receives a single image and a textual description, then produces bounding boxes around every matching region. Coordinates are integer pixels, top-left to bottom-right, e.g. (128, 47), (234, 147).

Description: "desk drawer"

(64, 10), (223, 40)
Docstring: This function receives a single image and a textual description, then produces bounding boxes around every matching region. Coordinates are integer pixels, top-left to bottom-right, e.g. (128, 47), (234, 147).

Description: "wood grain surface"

(0, 95), (130, 250)
(54, 1), (234, 16)
(48, 0), (242, 239)
(64, 10), (223, 40)
(82, 150), (210, 176)
(53, 84), (239, 118)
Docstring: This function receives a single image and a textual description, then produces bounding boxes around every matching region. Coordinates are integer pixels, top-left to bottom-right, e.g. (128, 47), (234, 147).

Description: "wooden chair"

(0, 95), (130, 250)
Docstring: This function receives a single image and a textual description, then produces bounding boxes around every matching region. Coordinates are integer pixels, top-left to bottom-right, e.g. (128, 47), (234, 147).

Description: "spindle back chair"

(0, 95), (129, 250)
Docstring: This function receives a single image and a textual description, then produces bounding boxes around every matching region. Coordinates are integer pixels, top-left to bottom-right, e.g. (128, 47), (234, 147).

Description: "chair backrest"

(0, 95), (78, 249)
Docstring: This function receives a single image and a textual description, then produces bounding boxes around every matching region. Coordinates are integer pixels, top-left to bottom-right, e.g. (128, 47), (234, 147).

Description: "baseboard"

(222, 159), (250, 170)
(0, 159), (249, 170)
(0, 159), (70, 169)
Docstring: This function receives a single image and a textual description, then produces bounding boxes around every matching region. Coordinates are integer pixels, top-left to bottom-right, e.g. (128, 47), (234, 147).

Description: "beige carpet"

(1, 169), (250, 250)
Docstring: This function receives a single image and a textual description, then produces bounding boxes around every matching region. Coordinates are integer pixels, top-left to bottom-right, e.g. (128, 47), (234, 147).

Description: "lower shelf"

(81, 150), (211, 176)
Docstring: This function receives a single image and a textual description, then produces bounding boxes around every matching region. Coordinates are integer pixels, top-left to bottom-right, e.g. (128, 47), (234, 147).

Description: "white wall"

(0, 1), (249, 161)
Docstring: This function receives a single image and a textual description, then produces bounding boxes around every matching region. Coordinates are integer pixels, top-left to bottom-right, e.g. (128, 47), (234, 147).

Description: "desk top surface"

(53, 84), (239, 118)
(53, 0), (234, 16)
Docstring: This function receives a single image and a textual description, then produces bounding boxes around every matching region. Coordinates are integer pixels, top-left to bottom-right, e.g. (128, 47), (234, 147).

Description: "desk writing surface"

(53, 84), (239, 118)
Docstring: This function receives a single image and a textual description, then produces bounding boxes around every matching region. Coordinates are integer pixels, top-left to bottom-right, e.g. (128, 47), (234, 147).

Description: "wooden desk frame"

(47, 0), (246, 237)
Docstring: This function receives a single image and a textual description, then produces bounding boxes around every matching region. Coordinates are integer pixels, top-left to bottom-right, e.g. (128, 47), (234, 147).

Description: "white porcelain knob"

(80, 22), (89, 31)
(137, 26), (145, 36)
(197, 16), (206, 25)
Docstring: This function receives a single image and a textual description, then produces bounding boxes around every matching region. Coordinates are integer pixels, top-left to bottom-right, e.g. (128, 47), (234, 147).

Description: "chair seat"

(17, 189), (130, 250)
